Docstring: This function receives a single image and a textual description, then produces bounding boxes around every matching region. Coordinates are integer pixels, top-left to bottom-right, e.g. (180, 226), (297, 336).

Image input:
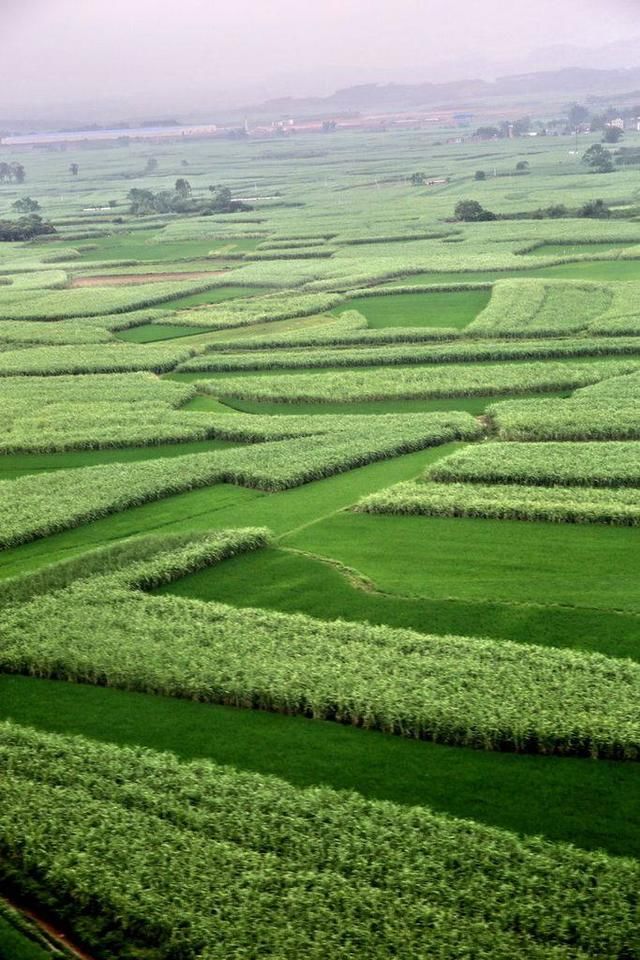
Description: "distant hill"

(246, 67), (640, 117)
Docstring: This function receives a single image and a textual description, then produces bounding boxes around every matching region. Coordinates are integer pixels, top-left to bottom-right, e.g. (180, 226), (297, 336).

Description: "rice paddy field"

(1, 123), (640, 959)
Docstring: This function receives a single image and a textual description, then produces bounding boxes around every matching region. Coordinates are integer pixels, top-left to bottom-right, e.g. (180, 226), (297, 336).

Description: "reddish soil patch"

(2, 891), (98, 960)
(71, 270), (224, 287)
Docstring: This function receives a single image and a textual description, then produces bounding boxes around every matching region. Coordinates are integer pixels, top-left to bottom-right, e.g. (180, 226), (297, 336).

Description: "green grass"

(116, 323), (217, 342)
(1, 674), (639, 859)
(0, 439), (239, 479)
(0, 917), (52, 960)
(158, 284), (269, 310)
(282, 513), (640, 613)
(159, 544), (640, 661)
(214, 391), (572, 416)
(0, 446), (455, 580)
(73, 230), (255, 263)
(335, 290), (491, 329)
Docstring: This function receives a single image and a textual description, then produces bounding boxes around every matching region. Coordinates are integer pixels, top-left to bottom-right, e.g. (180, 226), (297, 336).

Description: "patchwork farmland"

(1, 125), (640, 960)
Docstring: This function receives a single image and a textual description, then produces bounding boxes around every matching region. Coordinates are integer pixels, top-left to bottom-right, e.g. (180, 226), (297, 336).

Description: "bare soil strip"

(1, 891), (98, 960)
(70, 270), (224, 287)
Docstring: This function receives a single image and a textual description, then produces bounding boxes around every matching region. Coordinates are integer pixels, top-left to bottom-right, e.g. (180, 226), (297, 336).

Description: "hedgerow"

(201, 359), (640, 403)
(1, 725), (639, 959)
(428, 441), (640, 487)
(356, 480), (640, 525)
(2, 542), (640, 759)
(0, 414), (480, 545)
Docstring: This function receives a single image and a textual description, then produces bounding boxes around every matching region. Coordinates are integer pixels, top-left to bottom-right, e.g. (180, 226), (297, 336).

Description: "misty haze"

(1, 2), (640, 958)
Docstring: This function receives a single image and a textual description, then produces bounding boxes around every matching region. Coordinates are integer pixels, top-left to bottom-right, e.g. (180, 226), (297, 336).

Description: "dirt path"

(2, 891), (98, 960)
(70, 270), (224, 287)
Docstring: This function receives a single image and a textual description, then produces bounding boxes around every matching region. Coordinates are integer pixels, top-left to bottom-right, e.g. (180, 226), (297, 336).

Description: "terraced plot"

(1, 125), (640, 958)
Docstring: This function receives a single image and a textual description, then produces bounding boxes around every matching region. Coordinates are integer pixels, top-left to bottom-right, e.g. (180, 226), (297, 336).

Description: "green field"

(2, 115), (640, 956)
(336, 289), (491, 328)
(116, 322), (217, 341)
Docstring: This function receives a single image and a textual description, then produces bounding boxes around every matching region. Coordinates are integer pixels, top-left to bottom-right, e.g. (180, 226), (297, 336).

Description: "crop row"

(0, 342), (200, 376)
(467, 280), (614, 338)
(3, 537), (640, 760)
(428, 441), (640, 488)
(0, 278), (239, 320)
(489, 396), (640, 441)
(182, 336), (640, 373)
(2, 723), (638, 959)
(0, 319), (113, 345)
(0, 413), (480, 544)
(356, 480), (640, 526)
(162, 291), (345, 329)
(200, 359), (640, 403)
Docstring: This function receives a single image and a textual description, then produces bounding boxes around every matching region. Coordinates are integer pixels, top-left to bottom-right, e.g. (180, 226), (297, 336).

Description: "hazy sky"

(3, 0), (639, 119)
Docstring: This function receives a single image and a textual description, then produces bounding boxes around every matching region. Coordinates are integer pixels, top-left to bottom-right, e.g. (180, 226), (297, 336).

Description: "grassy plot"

(2, 674), (639, 858)
(158, 284), (269, 310)
(335, 289), (491, 328)
(72, 230), (239, 262)
(159, 544), (640, 661)
(116, 323), (217, 342)
(0, 917), (53, 960)
(283, 513), (640, 613)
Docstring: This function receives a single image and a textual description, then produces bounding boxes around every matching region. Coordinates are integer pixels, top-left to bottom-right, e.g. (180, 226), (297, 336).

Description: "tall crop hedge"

(1, 722), (639, 958)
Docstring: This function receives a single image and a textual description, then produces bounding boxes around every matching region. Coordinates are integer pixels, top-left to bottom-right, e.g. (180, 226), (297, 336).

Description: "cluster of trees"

(474, 117), (532, 139)
(0, 215), (55, 241)
(0, 162), (26, 183)
(582, 144), (615, 174)
(453, 198), (611, 223)
(454, 200), (496, 222)
(11, 197), (40, 213)
(127, 180), (253, 216)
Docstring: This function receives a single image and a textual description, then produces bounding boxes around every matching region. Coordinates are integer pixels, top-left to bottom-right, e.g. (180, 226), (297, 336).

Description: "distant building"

(608, 118), (625, 131)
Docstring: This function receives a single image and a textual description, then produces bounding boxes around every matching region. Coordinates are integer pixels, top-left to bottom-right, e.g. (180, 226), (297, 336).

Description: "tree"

(10, 163), (25, 183)
(181, 159), (189, 166)
(580, 199), (610, 219)
(516, 160), (529, 172)
(322, 120), (337, 132)
(409, 172), (426, 185)
(474, 170), (486, 181)
(12, 196), (40, 213)
(0, 214), (55, 241)
(174, 177), (191, 198)
(144, 157), (158, 174)
(69, 163), (79, 176)
(603, 126), (624, 144)
(582, 144), (614, 173)
(544, 203), (568, 218)
(475, 125), (500, 139)
(568, 103), (590, 128)
(0, 162), (11, 183)
(454, 199), (496, 222)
